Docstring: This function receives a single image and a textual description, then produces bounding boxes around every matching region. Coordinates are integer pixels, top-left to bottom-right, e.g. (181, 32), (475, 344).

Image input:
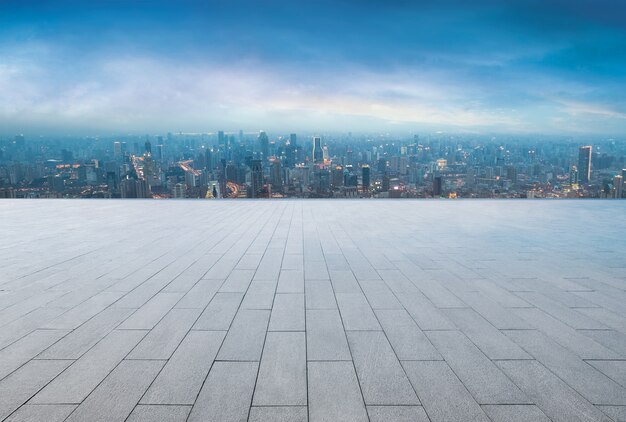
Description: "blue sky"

(1, 0), (625, 135)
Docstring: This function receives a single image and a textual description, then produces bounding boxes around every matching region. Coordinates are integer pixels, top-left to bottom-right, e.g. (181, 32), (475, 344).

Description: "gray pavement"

(1, 200), (625, 421)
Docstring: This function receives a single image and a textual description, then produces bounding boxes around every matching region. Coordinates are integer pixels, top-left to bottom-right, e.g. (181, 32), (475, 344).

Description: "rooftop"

(1, 200), (626, 422)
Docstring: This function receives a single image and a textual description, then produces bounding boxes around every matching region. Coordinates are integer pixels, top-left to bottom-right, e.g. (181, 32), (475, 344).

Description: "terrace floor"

(1, 199), (626, 422)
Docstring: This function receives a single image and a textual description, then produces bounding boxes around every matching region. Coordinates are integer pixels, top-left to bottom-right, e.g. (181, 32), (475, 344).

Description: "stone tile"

(497, 360), (611, 422)
(305, 280), (337, 309)
(277, 270), (305, 293)
(175, 278), (222, 308)
(598, 405), (626, 421)
(306, 309), (351, 361)
(426, 330), (528, 404)
(127, 308), (201, 359)
(375, 309), (441, 361)
(396, 292), (456, 330)
(403, 360), (490, 422)
(512, 307), (619, 359)
(0, 360), (71, 421)
(188, 361), (258, 422)
(308, 361), (368, 422)
(118, 292), (184, 329)
(253, 331), (307, 406)
(217, 309), (270, 361)
(31, 329), (146, 404)
(588, 360), (626, 389)
(443, 308), (531, 360)
(248, 406), (308, 422)
(126, 405), (191, 422)
(65, 360), (163, 422)
(37, 307), (135, 359)
(4, 404), (76, 422)
(505, 329), (626, 405)
(219, 269), (255, 293)
(192, 292), (243, 331)
(335, 293), (380, 331)
(269, 293), (305, 331)
(481, 404), (550, 422)
(141, 330), (225, 404)
(0, 329), (69, 380)
(347, 331), (419, 405)
(366, 406), (429, 422)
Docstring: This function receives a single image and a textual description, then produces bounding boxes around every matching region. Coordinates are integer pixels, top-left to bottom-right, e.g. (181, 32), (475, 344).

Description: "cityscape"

(1, 132), (625, 199)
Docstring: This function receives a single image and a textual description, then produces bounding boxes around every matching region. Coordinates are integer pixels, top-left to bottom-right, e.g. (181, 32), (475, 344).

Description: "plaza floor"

(1, 200), (626, 422)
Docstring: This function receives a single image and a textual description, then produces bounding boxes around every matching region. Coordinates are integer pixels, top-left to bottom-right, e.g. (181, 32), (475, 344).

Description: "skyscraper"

(362, 165), (370, 192)
(259, 131), (269, 159)
(614, 175), (623, 199)
(578, 146), (592, 184)
(250, 159), (264, 198)
(312, 136), (323, 164)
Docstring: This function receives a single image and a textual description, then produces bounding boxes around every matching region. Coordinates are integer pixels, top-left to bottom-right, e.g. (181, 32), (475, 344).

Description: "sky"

(1, 0), (625, 136)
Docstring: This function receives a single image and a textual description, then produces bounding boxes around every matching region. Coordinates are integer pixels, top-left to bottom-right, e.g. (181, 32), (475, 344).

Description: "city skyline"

(2, 0), (626, 135)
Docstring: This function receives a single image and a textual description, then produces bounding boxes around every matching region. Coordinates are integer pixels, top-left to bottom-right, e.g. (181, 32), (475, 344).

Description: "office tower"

(172, 183), (186, 198)
(270, 159), (282, 192)
(312, 136), (323, 164)
(145, 140), (152, 155)
(238, 129), (244, 142)
(47, 175), (64, 193)
(331, 165), (344, 188)
(615, 175), (623, 199)
(259, 131), (269, 159)
(578, 146), (592, 184)
(218, 131), (225, 147)
(377, 158), (387, 173)
(250, 159), (264, 198)
(569, 166), (578, 185)
(290, 133), (297, 146)
(362, 165), (370, 192)
(156, 144), (164, 161)
(382, 173), (390, 192)
(113, 141), (122, 158)
(433, 176), (443, 197)
(506, 165), (517, 184)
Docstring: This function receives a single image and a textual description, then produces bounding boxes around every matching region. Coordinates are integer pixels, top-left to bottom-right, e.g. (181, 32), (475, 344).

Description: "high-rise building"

(113, 142), (122, 158)
(312, 136), (323, 164)
(259, 131), (269, 159)
(270, 159), (282, 192)
(433, 176), (443, 197)
(614, 175), (623, 199)
(362, 165), (370, 192)
(578, 146), (592, 184)
(144, 140), (152, 155)
(172, 183), (186, 199)
(250, 159), (264, 198)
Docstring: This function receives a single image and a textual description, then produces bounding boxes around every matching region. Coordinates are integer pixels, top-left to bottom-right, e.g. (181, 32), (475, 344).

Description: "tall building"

(614, 175), (623, 199)
(258, 131), (269, 159)
(270, 159), (282, 192)
(312, 136), (323, 164)
(172, 183), (186, 199)
(433, 176), (443, 197)
(113, 141), (122, 158)
(362, 165), (370, 192)
(250, 159), (264, 198)
(578, 146), (592, 184)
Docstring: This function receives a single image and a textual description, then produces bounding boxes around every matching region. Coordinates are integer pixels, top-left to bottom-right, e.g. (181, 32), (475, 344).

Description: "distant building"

(578, 146), (592, 184)
(614, 175), (623, 199)
(362, 165), (370, 192)
(258, 131), (269, 159)
(433, 176), (443, 197)
(172, 183), (186, 198)
(250, 159), (264, 198)
(312, 136), (323, 164)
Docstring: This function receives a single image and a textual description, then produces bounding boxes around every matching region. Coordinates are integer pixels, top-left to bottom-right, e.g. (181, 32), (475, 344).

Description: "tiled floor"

(1, 200), (625, 422)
